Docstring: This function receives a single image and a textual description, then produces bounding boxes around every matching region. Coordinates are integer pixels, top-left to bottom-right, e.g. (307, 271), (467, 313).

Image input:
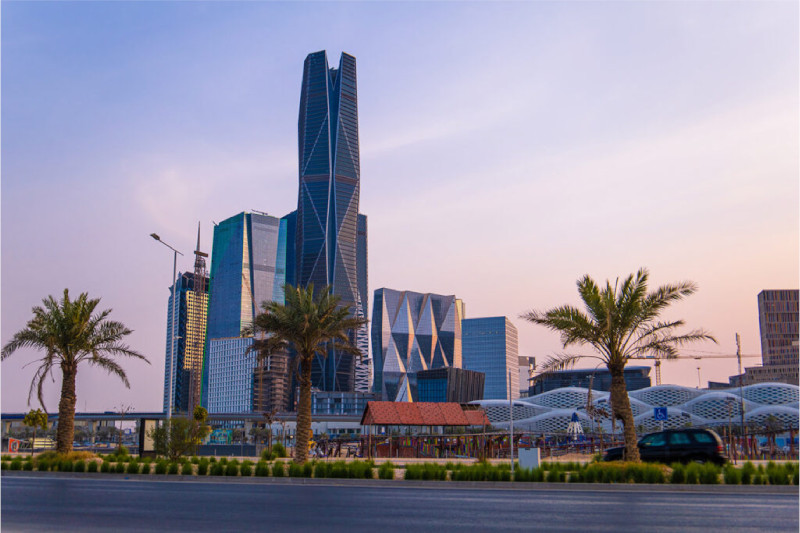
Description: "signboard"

(653, 407), (668, 421)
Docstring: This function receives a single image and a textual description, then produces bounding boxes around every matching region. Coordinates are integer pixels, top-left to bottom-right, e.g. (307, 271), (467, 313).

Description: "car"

(603, 428), (726, 465)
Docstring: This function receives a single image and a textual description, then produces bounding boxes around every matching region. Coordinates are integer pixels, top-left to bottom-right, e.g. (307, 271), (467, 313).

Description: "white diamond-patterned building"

(472, 383), (799, 434)
(371, 289), (464, 402)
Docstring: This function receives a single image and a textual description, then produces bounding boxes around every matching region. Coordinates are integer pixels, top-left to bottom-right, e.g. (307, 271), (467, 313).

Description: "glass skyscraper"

(462, 317), (520, 400)
(371, 288), (464, 402)
(296, 50), (367, 392)
(202, 211), (293, 412)
(163, 271), (209, 414)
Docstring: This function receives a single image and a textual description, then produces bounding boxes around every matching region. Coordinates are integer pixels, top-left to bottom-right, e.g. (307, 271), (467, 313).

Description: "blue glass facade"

(202, 211), (287, 411)
(462, 317), (519, 400)
(296, 51), (366, 392)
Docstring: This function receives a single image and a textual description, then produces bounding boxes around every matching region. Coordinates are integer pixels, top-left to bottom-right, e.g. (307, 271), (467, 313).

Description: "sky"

(1, 1), (797, 413)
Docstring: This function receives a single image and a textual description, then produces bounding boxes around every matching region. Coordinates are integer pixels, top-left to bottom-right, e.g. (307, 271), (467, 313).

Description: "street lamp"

(150, 233), (183, 423)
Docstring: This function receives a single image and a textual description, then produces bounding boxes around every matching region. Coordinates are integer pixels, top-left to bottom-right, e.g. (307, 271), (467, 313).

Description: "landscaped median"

(3, 451), (798, 486)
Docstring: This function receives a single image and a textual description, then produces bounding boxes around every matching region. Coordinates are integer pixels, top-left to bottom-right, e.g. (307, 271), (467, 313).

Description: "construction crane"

(629, 352), (761, 386)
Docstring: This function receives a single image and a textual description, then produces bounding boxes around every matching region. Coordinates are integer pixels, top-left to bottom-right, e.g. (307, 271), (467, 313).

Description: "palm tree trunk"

(609, 368), (640, 462)
(56, 367), (77, 454)
(294, 356), (313, 463)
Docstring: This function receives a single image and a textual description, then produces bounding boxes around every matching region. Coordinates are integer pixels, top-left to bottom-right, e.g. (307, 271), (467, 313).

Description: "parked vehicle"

(603, 429), (726, 465)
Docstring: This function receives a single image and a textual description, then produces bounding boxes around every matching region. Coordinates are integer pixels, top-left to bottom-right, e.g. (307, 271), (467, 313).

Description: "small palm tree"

(2, 289), (148, 454)
(521, 268), (715, 461)
(246, 284), (365, 463)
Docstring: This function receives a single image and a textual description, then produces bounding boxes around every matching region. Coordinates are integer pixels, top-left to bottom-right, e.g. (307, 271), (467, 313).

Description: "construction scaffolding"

(252, 351), (291, 414)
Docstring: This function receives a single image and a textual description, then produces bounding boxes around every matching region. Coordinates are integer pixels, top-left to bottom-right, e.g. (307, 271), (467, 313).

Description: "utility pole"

(508, 371), (514, 479)
(736, 333), (747, 457)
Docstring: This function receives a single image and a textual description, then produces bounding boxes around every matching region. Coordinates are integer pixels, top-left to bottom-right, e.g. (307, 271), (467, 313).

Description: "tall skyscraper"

(295, 50), (367, 392)
(202, 211), (293, 412)
(462, 317), (520, 400)
(371, 288), (464, 402)
(163, 271), (209, 415)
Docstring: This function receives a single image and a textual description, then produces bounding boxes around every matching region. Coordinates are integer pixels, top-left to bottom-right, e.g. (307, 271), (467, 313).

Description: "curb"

(4, 471), (798, 494)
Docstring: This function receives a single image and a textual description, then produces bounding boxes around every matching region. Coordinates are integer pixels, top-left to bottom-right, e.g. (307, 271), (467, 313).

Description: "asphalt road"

(2, 476), (798, 532)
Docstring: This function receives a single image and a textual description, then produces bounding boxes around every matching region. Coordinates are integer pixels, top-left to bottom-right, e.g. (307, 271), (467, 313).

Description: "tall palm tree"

(246, 284), (365, 464)
(2, 289), (148, 454)
(521, 268), (715, 462)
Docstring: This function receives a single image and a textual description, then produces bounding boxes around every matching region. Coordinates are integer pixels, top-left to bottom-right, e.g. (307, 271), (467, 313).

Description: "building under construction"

(252, 351), (291, 413)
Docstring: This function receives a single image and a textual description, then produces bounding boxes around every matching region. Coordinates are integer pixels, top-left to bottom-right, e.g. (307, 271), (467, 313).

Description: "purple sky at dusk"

(2, 1), (797, 413)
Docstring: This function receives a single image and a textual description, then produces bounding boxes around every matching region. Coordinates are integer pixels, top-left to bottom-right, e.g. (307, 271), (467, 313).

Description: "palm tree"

(2, 289), (148, 454)
(521, 268), (714, 462)
(246, 284), (365, 463)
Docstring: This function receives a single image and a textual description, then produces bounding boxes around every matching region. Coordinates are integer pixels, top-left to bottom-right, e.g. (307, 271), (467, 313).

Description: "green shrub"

(210, 462), (225, 476)
(197, 459), (209, 476)
(60, 460), (75, 472)
(642, 465), (666, 484)
(181, 462), (193, 475)
(546, 469), (561, 483)
(114, 462), (125, 474)
(165, 462), (177, 475)
(154, 461), (168, 475)
(740, 462), (755, 485)
(404, 463), (447, 481)
(378, 462), (395, 480)
(303, 462), (314, 477)
(261, 449), (275, 461)
(99, 460), (111, 473)
(23, 460), (35, 471)
(124, 460), (137, 474)
(1, 454), (11, 461)
(766, 463), (789, 485)
(1, 462), (8, 471)
(87, 461), (99, 473)
(288, 462), (304, 477)
(314, 462), (328, 478)
(753, 473), (765, 485)
(240, 461), (253, 477)
(255, 461), (270, 477)
(37, 459), (51, 472)
(272, 461), (285, 477)
(330, 461), (349, 478)
(191, 456), (200, 465)
(9, 458), (22, 471)
(225, 463), (239, 476)
(698, 463), (720, 485)
(272, 443), (287, 458)
(219, 457), (228, 465)
(684, 463), (700, 484)
(348, 461), (374, 479)
(723, 465), (741, 485)
(209, 457), (217, 463)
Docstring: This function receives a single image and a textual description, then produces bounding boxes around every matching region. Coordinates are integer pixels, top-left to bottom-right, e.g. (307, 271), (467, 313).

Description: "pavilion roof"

(360, 402), (489, 427)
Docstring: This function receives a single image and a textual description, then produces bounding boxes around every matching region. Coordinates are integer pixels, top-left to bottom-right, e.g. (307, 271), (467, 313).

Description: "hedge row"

(3, 457), (797, 485)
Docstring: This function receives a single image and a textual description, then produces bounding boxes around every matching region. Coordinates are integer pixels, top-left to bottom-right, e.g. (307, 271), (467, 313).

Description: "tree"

(521, 268), (714, 462)
(149, 406), (211, 461)
(246, 284), (365, 463)
(23, 409), (48, 457)
(1, 289), (149, 454)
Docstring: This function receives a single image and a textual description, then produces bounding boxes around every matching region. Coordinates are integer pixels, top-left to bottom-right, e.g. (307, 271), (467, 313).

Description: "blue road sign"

(654, 407), (668, 421)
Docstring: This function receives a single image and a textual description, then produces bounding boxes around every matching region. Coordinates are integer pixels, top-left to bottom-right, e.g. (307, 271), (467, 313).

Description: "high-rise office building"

(203, 211), (293, 412)
(295, 50), (367, 392)
(732, 290), (799, 386)
(462, 317), (519, 400)
(371, 288), (465, 402)
(354, 214), (371, 392)
(163, 271), (209, 414)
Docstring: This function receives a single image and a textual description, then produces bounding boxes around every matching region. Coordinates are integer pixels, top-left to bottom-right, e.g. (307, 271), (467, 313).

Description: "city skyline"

(1, 2), (797, 412)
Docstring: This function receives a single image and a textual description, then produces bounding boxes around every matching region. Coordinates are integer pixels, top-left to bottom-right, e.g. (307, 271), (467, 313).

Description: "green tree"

(23, 408), (48, 457)
(2, 289), (148, 454)
(521, 268), (714, 462)
(246, 284), (365, 463)
(149, 406), (211, 461)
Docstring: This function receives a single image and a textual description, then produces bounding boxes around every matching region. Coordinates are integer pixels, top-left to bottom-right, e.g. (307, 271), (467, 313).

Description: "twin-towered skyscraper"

(164, 51), (369, 415)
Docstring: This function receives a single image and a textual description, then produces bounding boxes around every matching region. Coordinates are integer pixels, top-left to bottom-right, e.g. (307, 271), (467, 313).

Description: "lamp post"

(150, 233), (183, 423)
